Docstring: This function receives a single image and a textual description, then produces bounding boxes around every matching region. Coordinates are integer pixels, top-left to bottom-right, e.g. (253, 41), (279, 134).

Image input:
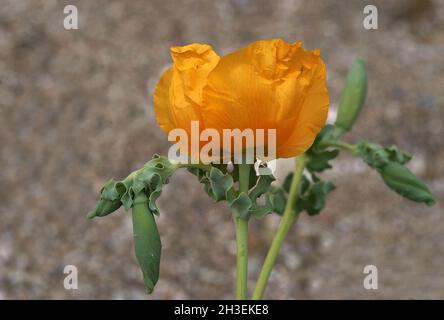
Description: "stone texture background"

(1, 0), (443, 299)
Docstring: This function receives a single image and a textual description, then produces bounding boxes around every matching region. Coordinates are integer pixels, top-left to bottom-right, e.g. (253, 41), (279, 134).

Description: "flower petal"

(202, 39), (329, 158)
(277, 58), (329, 157)
(153, 67), (175, 133)
(153, 44), (220, 135)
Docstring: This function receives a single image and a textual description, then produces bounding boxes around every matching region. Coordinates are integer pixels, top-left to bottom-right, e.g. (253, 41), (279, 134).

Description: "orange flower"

(153, 39), (329, 159)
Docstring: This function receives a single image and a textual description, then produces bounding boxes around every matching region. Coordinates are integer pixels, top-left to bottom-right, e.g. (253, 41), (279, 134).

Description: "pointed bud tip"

(87, 211), (97, 219)
(426, 197), (436, 206)
(354, 56), (365, 65)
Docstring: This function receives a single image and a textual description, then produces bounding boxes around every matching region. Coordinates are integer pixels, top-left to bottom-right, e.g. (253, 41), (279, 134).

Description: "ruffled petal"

(276, 55), (329, 157)
(153, 67), (175, 133)
(202, 39), (329, 158)
(153, 43), (220, 135)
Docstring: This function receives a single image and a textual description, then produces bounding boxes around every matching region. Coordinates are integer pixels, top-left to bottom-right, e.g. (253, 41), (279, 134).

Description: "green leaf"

(306, 149), (339, 173)
(299, 175), (311, 195)
(249, 174), (275, 200)
(248, 196), (274, 219)
(381, 162), (435, 206)
(229, 192), (252, 219)
(246, 174), (276, 219)
(297, 178), (336, 216)
(311, 124), (340, 150)
(335, 57), (368, 132)
(88, 155), (177, 218)
(283, 172), (294, 193)
(132, 192), (161, 293)
(208, 167), (234, 201)
(356, 141), (412, 171)
(189, 166), (235, 202)
(190, 166), (277, 219)
(268, 186), (287, 215)
(187, 167), (216, 199)
(305, 125), (340, 173)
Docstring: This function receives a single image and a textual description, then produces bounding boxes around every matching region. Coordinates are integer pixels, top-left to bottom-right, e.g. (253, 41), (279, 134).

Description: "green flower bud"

(381, 162), (436, 206)
(335, 57), (368, 132)
(87, 198), (122, 219)
(132, 192), (161, 293)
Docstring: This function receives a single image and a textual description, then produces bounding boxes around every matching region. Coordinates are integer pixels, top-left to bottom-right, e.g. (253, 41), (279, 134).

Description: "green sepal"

(381, 162), (436, 206)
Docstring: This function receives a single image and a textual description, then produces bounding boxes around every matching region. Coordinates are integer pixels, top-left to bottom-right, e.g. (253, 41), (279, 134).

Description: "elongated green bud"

(132, 192), (162, 293)
(381, 162), (435, 206)
(335, 57), (368, 132)
(87, 198), (121, 219)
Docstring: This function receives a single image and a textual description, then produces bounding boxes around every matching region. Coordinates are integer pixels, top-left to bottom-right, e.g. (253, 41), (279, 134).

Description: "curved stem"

(319, 140), (358, 154)
(234, 163), (251, 300)
(252, 154), (307, 300)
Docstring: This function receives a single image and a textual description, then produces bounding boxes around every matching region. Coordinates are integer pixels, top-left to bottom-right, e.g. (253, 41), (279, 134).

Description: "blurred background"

(1, 0), (443, 299)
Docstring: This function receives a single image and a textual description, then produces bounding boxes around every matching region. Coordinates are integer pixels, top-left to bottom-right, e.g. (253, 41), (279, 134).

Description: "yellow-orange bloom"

(153, 39), (329, 159)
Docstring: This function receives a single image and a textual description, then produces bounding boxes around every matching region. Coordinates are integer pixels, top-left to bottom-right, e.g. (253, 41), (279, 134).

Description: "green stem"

(252, 154), (307, 300)
(319, 140), (357, 154)
(234, 163), (251, 300)
(234, 217), (248, 299)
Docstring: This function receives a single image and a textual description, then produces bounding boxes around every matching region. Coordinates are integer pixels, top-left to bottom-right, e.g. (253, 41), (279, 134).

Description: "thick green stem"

(234, 163), (251, 300)
(234, 216), (248, 299)
(252, 154), (307, 300)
